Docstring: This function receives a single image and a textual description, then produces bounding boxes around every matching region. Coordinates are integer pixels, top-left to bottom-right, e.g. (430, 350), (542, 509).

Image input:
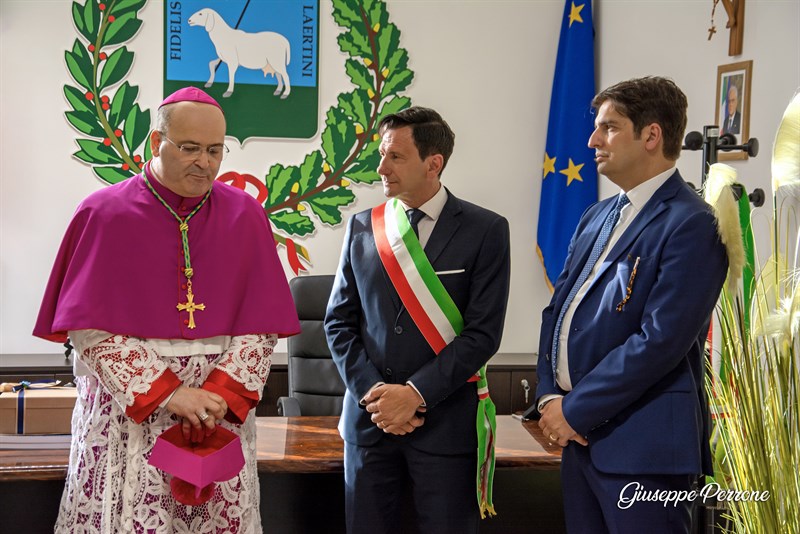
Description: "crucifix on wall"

(708, 0), (746, 56)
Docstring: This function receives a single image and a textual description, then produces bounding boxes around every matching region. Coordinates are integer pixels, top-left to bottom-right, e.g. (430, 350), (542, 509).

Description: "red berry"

(99, 52), (107, 60)
(114, 129), (122, 137)
(101, 103), (110, 110)
(108, 15), (115, 22)
(133, 155), (142, 163)
(85, 92), (94, 100)
(88, 44), (95, 52)
(103, 138), (112, 146)
(122, 163), (130, 171)
(99, 3), (106, 10)
(101, 95), (109, 103)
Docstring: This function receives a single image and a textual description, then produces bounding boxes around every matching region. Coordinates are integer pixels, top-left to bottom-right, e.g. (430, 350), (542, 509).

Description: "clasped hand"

(166, 385), (228, 443)
(364, 384), (426, 435)
(538, 397), (587, 448)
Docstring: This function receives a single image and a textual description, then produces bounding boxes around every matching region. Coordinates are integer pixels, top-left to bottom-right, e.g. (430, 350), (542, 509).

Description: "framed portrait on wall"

(715, 60), (753, 160)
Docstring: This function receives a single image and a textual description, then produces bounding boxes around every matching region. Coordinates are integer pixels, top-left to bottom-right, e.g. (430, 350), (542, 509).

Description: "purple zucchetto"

(159, 87), (222, 110)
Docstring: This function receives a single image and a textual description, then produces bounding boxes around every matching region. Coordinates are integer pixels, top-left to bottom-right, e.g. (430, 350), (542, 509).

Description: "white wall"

(1, 0), (798, 354)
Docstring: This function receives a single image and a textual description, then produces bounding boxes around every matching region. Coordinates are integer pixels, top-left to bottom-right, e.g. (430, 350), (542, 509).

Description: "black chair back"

(283, 275), (345, 416)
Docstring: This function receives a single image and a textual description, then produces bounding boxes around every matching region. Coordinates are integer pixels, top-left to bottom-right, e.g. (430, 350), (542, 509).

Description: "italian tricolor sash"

(372, 198), (497, 518)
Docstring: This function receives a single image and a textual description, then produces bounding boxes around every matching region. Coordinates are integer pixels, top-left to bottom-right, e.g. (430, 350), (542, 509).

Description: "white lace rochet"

(55, 330), (276, 534)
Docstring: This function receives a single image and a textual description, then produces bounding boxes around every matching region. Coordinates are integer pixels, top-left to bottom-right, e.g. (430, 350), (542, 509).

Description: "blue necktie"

(406, 208), (425, 238)
(550, 194), (630, 381)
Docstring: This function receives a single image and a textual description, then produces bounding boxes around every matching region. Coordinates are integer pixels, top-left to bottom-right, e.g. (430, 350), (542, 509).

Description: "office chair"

(277, 274), (346, 416)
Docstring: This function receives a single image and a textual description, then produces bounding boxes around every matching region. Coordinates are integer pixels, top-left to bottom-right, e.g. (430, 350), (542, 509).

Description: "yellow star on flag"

(543, 153), (556, 179)
(568, 2), (585, 27)
(560, 158), (584, 186)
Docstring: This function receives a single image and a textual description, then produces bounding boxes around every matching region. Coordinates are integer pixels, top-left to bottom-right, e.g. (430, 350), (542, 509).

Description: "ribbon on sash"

(372, 198), (497, 518)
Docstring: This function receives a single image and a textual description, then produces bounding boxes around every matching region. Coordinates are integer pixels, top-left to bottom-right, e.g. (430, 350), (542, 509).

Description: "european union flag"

(537, 0), (598, 289)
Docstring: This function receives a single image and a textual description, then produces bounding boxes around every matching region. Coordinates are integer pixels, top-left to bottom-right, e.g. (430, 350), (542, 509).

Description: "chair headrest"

(289, 274), (336, 320)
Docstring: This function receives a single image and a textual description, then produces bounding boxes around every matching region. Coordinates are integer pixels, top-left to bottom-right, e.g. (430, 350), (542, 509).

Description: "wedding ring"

(198, 411), (209, 422)
(549, 433), (557, 441)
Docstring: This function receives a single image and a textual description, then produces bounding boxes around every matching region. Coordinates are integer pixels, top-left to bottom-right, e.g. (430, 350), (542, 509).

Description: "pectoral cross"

(177, 281), (206, 329)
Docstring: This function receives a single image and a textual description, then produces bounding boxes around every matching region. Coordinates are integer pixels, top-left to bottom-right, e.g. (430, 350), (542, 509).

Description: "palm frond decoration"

(704, 90), (800, 533)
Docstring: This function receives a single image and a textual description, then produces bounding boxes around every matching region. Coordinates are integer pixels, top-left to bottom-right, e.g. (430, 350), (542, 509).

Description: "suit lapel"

(557, 199), (615, 306)
(424, 188), (462, 265)
(588, 173), (683, 290)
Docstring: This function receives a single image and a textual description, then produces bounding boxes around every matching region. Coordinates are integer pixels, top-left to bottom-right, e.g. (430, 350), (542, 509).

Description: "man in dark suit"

(721, 84), (741, 136)
(536, 77), (728, 533)
(325, 106), (511, 534)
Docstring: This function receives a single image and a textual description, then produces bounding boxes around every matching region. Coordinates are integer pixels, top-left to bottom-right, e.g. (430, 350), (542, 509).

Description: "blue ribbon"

(11, 380), (32, 392)
(10, 380), (61, 434)
(16, 389), (25, 434)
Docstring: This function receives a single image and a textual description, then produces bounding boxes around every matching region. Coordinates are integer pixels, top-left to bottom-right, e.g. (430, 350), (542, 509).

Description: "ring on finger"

(198, 411), (210, 422)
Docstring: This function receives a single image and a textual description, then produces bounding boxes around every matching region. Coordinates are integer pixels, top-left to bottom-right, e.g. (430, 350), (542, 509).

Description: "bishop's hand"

(166, 385), (228, 443)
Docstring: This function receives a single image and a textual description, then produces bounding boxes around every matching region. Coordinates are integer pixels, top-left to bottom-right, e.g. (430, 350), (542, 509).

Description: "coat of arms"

(62, 0), (415, 273)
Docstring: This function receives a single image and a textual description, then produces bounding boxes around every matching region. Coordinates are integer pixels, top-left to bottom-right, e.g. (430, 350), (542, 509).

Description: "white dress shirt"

(398, 183), (448, 248)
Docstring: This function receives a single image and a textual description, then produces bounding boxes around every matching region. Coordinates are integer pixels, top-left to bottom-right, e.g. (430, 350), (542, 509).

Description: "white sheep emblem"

(188, 8), (291, 99)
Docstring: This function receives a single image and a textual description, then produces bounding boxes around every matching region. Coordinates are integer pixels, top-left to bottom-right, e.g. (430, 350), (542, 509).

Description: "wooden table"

(0, 416), (565, 533)
(0, 415), (560, 481)
(254, 415), (561, 472)
(252, 416), (564, 533)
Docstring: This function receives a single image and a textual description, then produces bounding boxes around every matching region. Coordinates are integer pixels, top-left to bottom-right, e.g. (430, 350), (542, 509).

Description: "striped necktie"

(550, 194), (630, 382)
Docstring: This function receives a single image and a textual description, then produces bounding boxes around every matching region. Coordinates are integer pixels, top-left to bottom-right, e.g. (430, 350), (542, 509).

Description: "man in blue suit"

(536, 77), (728, 533)
(325, 106), (511, 533)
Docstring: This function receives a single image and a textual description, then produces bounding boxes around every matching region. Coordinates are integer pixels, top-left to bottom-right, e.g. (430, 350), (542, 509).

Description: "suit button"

(394, 325), (403, 334)
(385, 368), (393, 376)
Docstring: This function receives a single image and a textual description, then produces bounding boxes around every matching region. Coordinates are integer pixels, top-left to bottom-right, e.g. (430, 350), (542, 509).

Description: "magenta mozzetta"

(33, 170), (299, 342)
